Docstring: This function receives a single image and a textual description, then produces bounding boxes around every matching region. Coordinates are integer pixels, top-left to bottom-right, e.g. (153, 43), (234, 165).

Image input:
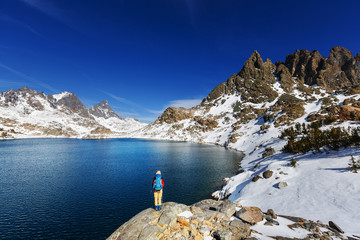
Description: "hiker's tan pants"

(154, 189), (163, 206)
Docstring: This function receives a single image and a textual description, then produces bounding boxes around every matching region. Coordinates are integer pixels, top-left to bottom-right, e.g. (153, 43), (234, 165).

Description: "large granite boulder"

(235, 206), (264, 224)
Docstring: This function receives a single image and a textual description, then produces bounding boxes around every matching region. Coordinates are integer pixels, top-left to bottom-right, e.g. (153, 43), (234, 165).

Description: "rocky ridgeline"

(139, 46), (360, 144)
(0, 87), (146, 139)
(107, 200), (348, 240)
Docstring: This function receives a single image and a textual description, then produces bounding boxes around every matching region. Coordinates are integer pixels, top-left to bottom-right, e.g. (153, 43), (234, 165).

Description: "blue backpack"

(154, 174), (162, 190)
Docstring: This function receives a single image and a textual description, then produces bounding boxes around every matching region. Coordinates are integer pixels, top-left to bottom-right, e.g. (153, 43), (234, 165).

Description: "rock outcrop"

(107, 200), (348, 240)
(55, 92), (90, 118)
(155, 107), (194, 124)
(284, 46), (360, 90)
(107, 200), (250, 240)
(203, 51), (278, 104)
(89, 100), (123, 119)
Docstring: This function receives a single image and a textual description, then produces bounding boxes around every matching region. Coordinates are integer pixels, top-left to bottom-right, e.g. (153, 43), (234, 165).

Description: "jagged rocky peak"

(89, 100), (123, 119)
(203, 50), (278, 104)
(54, 91), (89, 118)
(284, 46), (360, 90)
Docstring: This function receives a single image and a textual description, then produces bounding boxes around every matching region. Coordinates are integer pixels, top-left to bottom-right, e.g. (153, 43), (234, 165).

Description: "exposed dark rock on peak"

(285, 49), (325, 86)
(0, 87), (46, 110)
(89, 100), (122, 119)
(284, 46), (360, 90)
(275, 62), (295, 92)
(56, 92), (89, 118)
(238, 50), (264, 79)
(327, 46), (353, 66)
(203, 50), (278, 104)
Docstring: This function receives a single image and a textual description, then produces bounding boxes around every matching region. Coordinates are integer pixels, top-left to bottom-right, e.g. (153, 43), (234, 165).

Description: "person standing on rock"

(152, 170), (164, 210)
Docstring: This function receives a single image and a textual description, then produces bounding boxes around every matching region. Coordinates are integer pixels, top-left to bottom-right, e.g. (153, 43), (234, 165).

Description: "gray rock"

(252, 175), (262, 182)
(218, 199), (236, 218)
(138, 225), (162, 240)
(278, 215), (305, 222)
(265, 217), (279, 225)
(192, 199), (222, 211)
(199, 225), (211, 236)
(278, 181), (288, 189)
(196, 210), (218, 222)
(216, 230), (232, 240)
(158, 202), (187, 227)
(263, 170), (273, 179)
(235, 207), (263, 224)
(266, 209), (277, 219)
(230, 219), (248, 229)
(107, 208), (159, 240)
(329, 221), (344, 233)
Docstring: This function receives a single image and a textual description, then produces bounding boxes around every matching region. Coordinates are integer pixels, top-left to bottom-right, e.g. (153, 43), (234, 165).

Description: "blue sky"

(0, 0), (359, 122)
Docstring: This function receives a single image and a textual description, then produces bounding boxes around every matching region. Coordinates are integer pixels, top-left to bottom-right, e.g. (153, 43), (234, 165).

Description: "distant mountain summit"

(89, 100), (123, 120)
(0, 87), (146, 138)
(52, 91), (90, 118)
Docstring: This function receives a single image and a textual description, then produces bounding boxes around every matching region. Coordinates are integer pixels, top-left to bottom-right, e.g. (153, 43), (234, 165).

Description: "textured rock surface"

(107, 200), (251, 240)
(235, 206), (263, 224)
(262, 170), (273, 179)
(278, 181), (288, 189)
(89, 100), (123, 119)
(108, 201), (348, 240)
(155, 107), (194, 124)
(285, 46), (360, 90)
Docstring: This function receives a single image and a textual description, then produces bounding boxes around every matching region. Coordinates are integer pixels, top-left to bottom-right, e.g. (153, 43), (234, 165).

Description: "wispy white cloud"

(0, 14), (43, 37)
(99, 90), (141, 107)
(20, 0), (68, 23)
(168, 98), (202, 108)
(0, 79), (27, 89)
(0, 63), (59, 93)
(147, 98), (203, 115)
(99, 90), (203, 123)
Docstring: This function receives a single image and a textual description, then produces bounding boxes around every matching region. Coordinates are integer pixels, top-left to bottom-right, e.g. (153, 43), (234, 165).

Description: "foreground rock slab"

(107, 200), (250, 240)
(107, 200), (348, 240)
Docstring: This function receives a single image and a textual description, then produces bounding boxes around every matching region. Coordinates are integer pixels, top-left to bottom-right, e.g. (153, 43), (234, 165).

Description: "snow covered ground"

(133, 86), (360, 236)
(223, 147), (360, 235)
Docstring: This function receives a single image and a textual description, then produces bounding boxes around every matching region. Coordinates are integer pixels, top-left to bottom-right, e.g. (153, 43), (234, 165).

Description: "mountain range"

(1, 46), (360, 235)
(0, 86), (146, 139)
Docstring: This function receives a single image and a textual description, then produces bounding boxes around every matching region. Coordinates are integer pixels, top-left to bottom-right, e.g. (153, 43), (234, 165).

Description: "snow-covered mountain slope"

(135, 46), (360, 235)
(0, 87), (146, 139)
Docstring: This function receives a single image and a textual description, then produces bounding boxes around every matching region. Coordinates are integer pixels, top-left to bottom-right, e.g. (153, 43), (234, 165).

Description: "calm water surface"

(0, 138), (241, 239)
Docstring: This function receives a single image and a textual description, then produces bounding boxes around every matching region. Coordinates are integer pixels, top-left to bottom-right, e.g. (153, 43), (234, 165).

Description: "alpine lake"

(0, 138), (242, 239)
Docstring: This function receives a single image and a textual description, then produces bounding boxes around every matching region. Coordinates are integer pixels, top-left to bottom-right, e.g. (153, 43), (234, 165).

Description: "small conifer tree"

(348, 155), (360, 173)
(290, 157), (298, 167)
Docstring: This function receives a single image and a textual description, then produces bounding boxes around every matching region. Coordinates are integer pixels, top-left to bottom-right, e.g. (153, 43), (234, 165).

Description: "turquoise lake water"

(0, 138), (242, 239)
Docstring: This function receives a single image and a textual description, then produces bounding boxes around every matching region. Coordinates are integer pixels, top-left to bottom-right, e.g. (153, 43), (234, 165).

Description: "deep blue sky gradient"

(0, 0), (360, 122)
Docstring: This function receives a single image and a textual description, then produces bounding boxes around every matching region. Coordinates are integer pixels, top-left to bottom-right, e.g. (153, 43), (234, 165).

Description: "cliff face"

(284, 46), (360, 89)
